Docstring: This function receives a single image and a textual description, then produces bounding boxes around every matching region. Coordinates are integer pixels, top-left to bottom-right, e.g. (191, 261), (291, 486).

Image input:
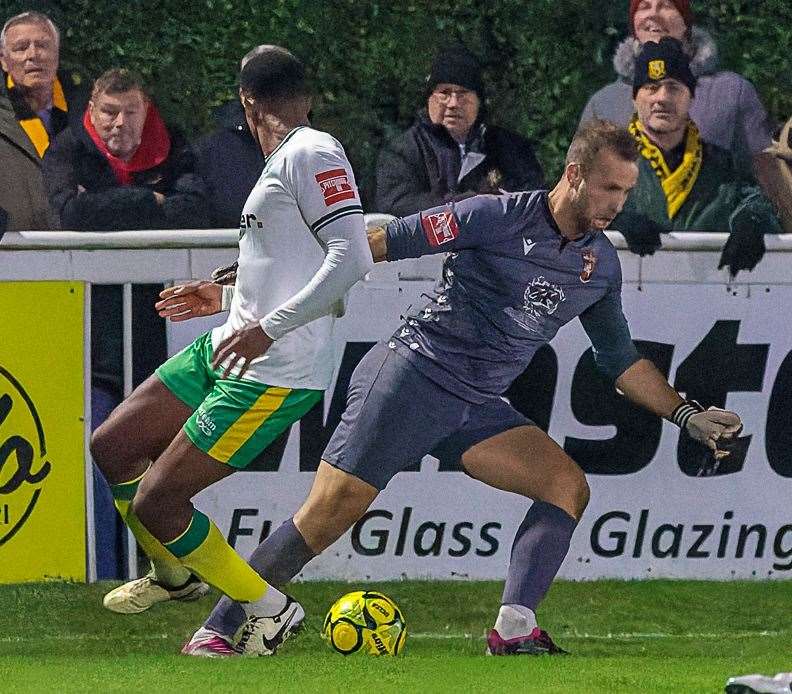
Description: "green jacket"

(613, 140), (781, 236)
(0, 88), (55, 231)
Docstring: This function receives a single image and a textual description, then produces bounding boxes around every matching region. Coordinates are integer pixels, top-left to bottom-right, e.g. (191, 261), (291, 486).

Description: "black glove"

(718, 216), (766, 277)
(614, 213), (664, 256)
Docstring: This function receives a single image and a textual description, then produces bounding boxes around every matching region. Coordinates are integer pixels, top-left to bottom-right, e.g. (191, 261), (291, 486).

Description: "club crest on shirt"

(504, 276), (566, 333)
(580, 248), (597, 283)
(421, 210), (459, 247)
(315, 168), (356, 206)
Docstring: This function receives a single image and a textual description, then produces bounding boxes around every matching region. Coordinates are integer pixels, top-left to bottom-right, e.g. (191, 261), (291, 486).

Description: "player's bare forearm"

(367, 226), (388, 262)
(615, 358), (684, 419)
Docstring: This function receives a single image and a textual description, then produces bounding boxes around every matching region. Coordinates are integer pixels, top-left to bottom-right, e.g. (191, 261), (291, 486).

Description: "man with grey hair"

(0, 10), (84, 231)
(1, 11), (83, 157)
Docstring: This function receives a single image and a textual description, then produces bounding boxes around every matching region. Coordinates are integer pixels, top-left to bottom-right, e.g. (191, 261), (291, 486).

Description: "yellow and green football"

(321, 590), (407, 656)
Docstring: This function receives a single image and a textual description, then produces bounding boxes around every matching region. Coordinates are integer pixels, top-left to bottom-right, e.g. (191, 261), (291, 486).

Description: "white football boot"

(235, 596), (305, 656)
(103, 572), (209, 614)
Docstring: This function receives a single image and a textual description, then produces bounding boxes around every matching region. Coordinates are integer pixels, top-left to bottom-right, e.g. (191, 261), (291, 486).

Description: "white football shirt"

(211, 126), (365, 389)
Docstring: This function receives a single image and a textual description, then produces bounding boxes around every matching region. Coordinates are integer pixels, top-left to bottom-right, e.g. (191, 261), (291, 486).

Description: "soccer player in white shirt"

(91, 45), (373, 656)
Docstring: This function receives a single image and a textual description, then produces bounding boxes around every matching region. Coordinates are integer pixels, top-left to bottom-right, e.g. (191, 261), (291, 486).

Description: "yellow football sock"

(164, 509), (269, 603)
(110, 471), (191, 587)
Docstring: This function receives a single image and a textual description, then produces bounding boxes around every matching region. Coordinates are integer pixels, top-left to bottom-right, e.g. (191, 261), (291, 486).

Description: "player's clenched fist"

(673, 402), (743, 460)
(156, 281), (223, 321)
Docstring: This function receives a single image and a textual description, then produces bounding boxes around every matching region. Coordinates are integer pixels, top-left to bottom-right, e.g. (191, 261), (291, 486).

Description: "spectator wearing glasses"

(375, 45), (544, 217)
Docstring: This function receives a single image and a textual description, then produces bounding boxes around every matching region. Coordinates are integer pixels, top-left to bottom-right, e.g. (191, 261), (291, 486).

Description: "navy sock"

(204, 518), (316, 637)
(501, 501), (577, 611)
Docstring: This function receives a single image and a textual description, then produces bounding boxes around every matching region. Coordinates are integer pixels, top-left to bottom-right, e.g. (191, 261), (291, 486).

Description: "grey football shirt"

(385, 191), (641, 403)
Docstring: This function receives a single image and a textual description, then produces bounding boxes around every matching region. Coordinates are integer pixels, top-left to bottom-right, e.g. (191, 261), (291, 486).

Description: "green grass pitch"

(0, 580), (789, 693)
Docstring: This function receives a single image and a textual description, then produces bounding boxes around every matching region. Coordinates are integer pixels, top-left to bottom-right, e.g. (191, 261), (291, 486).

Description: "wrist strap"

(670, 399), (705, 429)
(220, 285), (234, 311)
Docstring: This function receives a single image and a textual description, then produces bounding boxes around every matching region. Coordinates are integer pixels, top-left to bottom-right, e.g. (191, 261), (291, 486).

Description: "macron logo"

(523, 238), (536, 255)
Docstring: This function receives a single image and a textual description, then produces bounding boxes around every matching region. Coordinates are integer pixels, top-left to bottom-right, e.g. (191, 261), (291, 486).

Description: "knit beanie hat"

(633, 37), (696, 96)
(425, 45), (484, 98)
(630, 0), (694, 34)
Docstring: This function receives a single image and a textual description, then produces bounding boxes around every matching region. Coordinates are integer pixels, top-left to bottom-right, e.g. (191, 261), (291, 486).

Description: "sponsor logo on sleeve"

(315, 168), (356, 206)
(421, 211), (459, 247)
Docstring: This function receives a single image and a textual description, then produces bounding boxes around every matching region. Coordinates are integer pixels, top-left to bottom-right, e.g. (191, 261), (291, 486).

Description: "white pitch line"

(411, 630), (789, 641)
(1, 630), (786, 645)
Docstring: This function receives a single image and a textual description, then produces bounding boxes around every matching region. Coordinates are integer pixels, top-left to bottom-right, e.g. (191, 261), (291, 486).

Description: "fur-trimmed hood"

(612, 26), (720, 82)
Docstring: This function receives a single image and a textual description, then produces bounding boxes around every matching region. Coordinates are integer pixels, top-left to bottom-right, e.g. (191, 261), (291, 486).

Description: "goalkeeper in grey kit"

(165, 120), (743, 656)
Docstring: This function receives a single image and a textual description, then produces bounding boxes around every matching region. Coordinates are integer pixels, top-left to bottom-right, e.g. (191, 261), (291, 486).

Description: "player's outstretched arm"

(156, 281), (226, 321)
(615, 359), (743, 459)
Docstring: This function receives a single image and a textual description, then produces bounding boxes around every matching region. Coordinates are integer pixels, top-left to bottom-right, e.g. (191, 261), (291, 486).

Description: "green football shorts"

(156, 332), (322, 469)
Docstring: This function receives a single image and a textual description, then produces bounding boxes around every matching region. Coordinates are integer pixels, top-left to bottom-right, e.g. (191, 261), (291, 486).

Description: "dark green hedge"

(6, 0), (792, 205)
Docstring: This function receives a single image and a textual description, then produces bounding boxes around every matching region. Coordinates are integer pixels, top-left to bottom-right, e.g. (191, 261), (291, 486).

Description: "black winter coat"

(375, 110), (545, 217)
(42, 117), (211, 398)
(194, 100), (264, 228)
(43, 122), (210, 231)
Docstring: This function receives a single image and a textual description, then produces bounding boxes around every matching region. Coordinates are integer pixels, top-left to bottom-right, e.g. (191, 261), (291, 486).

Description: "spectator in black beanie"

(375, 45), (544, 216)
(611, 37), (782, 275)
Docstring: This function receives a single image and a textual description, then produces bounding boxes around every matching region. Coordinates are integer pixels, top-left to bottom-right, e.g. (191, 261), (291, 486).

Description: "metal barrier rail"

(3, 228), (792, 251)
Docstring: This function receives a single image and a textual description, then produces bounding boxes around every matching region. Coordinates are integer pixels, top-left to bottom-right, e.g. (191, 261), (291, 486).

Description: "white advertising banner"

(178, 276), (792, 581)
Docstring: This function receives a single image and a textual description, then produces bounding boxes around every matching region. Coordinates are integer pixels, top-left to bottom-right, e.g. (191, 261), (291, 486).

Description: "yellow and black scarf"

(628, 115), (703, 219)
(6, 73), (68, 158)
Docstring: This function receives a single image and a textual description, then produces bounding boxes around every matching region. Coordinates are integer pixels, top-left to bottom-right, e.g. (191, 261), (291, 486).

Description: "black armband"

(669, 399), (705, 429)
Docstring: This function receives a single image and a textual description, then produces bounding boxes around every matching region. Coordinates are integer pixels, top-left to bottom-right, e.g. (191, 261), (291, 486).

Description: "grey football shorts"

(322, 342), (534, 490)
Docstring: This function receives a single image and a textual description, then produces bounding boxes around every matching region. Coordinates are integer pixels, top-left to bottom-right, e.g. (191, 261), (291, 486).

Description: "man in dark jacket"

(44, 68), (208, 231)
(375, 45), (544, 216)
(194, 99), (264, 228)
(611, 38), (781, 275)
